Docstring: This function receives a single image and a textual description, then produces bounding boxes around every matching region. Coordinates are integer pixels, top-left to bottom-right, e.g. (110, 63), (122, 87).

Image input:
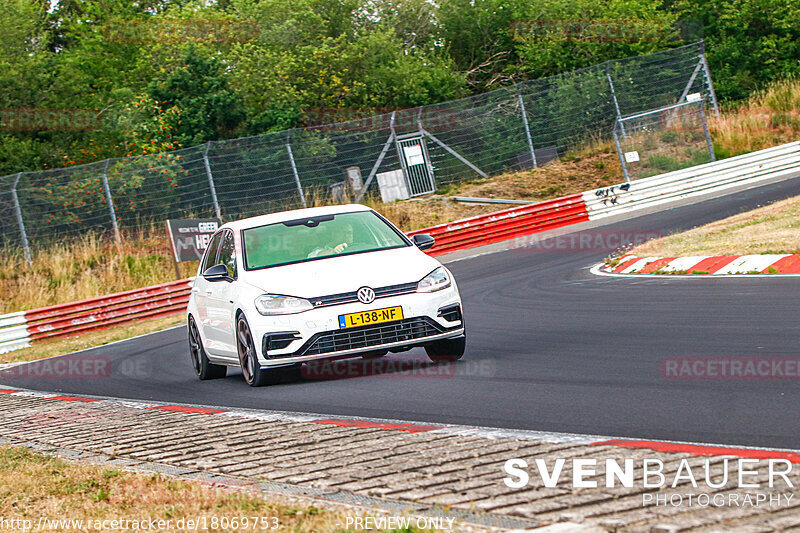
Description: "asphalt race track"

(4, 178), (800, 449)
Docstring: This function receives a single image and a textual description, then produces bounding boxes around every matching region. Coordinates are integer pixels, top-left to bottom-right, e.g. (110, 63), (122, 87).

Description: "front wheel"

(237, 315), (281, 387)
(188, 317), (227, 380)
(425, 335), (466, 362)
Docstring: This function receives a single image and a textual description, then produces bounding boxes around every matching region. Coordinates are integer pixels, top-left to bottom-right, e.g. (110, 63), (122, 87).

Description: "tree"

(148, 47), (246, 146)
(437, 0), (518, 90)
(666, 0), (800, 100)
(509, 0), (679, 80)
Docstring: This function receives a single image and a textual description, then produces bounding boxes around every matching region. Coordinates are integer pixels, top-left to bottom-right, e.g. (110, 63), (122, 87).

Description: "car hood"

(240, 246), (442, 298)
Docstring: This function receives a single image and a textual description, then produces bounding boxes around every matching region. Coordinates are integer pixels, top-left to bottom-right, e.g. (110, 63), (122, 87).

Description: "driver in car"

(308, 222), (355, 258)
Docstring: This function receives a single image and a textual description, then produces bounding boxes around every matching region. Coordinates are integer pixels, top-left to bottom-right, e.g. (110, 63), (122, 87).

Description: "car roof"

(221, 204), (373, 232)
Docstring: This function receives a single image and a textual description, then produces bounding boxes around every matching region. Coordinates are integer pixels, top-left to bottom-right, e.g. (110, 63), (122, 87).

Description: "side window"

(217, 230), (237, 278)
(202, 231), (223, 273)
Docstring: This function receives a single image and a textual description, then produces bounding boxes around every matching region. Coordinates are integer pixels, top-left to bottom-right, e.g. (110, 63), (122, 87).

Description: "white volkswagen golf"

(187, 204), (465, 386)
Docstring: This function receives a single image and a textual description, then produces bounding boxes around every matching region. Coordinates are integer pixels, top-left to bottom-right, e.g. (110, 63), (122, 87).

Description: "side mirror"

(203, 264), (230, 282)
(412, 234), (435, 251)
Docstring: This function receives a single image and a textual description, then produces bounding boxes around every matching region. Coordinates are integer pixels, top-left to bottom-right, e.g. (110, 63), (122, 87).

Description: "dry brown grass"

(0, 225), (199, 314)
(709, 77), (800, 157)
(1, 314), (186, 364)
(0, 445), (441, 533)
(444, 143), (621, 202)
(632, 193), (800, 257)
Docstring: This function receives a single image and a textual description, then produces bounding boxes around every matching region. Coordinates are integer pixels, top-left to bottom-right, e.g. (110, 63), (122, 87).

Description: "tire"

(425, 335), (466, 362)
(188, 317), (227, 380)
(236, 315), (281, 387)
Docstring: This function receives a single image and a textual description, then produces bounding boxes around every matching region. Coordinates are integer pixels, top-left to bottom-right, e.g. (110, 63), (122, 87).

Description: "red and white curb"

(2, 385), (799, 464)
(594, 253), (800, 277)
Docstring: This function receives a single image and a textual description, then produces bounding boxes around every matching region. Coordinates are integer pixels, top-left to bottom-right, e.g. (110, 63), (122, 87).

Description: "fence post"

(679, 60), (704, 103)
(517, 87), (538, 168)
(285, 132), (307, 208)
(100, 159), (121, 243)
(699, 40), (721, 119)
(699, 104), (716, 162)
(606, 61), (625, 137)
(11, 172), (32, 267)
(612, 129), (630, 184)
(203, 142), (222, 219)
(356, 111), (396, 202)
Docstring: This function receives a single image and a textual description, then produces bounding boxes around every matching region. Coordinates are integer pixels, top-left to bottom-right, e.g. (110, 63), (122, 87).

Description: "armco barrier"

(0, 278), (192, 355)
(584, 141), (800, 220)
(409, 193), (589, 256)
(1, 140), (799, 355)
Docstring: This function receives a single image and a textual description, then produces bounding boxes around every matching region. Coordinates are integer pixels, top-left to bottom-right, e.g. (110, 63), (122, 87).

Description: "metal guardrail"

(410, 193), (590, 256)
(583, 141), (800, 220)
(0, 278), (192, 355)
(2, 140), (798, 355)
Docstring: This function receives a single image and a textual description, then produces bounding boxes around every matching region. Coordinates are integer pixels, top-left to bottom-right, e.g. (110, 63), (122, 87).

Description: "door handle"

(205, 289), (213, 295)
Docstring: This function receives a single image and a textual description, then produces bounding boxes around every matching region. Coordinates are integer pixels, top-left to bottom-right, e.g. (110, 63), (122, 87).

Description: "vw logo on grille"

(357, 286), (376, 304)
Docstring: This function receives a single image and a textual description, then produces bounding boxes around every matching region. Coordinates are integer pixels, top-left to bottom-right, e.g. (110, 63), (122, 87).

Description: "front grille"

(287, 317), (445, 357)
(310, 281), (418, 308)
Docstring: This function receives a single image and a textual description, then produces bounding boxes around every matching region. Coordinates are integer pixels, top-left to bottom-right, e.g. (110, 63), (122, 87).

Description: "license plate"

(338, 306), (403, 328)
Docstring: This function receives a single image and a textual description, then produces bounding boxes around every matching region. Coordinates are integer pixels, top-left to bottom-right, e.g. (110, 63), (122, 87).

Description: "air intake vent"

(280, 317), (447, 358)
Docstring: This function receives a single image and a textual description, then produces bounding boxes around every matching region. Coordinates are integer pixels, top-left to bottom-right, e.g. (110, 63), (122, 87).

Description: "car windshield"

(242, 211), (409, 270)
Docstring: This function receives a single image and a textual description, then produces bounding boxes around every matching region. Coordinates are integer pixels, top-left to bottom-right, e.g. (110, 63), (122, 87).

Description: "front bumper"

(249, 286), (463, 367)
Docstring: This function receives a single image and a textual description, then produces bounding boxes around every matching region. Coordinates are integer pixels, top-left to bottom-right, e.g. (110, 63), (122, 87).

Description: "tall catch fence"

(0, 41), (718, 261)
(614, 99), (715, 182)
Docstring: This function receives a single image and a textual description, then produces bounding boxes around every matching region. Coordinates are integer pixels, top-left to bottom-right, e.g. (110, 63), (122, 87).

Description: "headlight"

(417, 267), (451, 292)
(254, 295), (313, 315)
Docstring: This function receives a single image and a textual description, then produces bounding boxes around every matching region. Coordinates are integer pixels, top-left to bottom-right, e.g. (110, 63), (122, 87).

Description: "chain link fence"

(614, 99), (715, 182)
(1, 41), (718, 260)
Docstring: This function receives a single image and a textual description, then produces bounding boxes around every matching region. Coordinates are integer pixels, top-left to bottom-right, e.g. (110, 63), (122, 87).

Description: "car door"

(205, 229), (239, 359)
(193, 230), (223, 353)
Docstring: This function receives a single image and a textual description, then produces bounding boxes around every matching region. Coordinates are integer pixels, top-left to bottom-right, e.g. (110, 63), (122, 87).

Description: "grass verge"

(630, 193), (800, 257)
(0, 445), (439, 533)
